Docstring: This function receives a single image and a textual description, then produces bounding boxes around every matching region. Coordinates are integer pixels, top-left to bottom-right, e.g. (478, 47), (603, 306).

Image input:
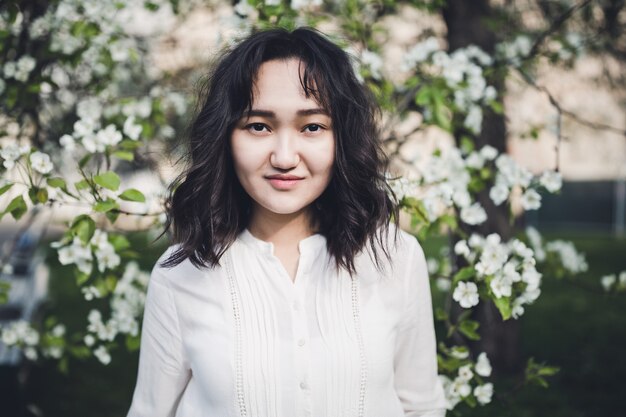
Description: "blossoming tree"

(1, 0), (624, 413)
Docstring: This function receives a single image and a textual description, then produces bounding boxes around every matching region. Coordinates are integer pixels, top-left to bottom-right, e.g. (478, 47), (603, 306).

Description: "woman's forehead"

(249, 58), (327, 111)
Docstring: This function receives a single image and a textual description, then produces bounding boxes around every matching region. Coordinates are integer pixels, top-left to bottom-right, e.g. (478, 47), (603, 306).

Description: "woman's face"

(230, 58), (335, 223)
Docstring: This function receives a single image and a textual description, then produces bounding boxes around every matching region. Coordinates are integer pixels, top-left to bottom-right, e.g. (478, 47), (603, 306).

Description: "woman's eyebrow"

(243, 108), (329, 118)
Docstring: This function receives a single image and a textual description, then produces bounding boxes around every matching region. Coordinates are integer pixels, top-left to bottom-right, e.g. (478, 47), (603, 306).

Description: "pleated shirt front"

(126, 226), (446, 417)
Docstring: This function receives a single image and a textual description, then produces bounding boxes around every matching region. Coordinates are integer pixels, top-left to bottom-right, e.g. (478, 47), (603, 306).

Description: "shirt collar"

(238, 228), (327, 259)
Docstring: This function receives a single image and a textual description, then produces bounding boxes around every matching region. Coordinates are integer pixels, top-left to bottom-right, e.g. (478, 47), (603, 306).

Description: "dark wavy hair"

(159, 26), (399, 276)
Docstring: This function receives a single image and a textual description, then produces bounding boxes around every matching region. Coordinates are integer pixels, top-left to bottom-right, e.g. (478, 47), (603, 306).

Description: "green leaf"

(489, 100), (504, 114)
(0, 281), (11, 304)
(109, 234), (130, 251)
(119, 139), (142, 150)
(5, 195), (27, 220)
(79, 154), (92, 169)
(119, 188), (145, 202)
(452, 267), (475, 285)
(58, 357), (69, 374)
(493, 296), (512, 320)
(75, 270), (90, 286)
(47, 177), (67, 188)
(458, 319), (481, 341)
(126, 334), (141, 351)
(112, 150), (134, 161)
(464, 395), (477, 407)
(94, 199), (119, 213)
(47, 177), (76, 198)
(0, 183), (13, 196)
(435, 307), (448, 322)
(69, 345), (91, 359)
(459, 136), (475, 154)
(415, 86), (431, 106)
(94, 171), (121, 191)
(29, 187), (48, 204)
(439, 214), (458, 231)
(74, 179), (90, 191)
(106, 210), (120, 224)
(70, 215), (96, 244)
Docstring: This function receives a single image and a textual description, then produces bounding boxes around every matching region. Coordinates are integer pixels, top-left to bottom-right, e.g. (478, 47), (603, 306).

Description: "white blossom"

(51, 324), (66, 338)
(511, 299), (525, 319)
(451, 376), (472, 397)
(475, 352), (492, 377)
(96, 124), (123, 147)
(73, 118), (98, 138)
(95, 245), (121, 272)
(402, 37), (440, 70)
(291, 0), (323, 10)
(94, 345), (111, 365)
(436, 278), (451, 292)
(601, 274), (616, 291)
(439, 375), (461, 410)
(452, 189), (471, 208)
(450, 347), (470, 359)
(76, 97), (103, 122)
(360, 50), (383, 80)
(45, 346), (63, 359)
(522, 267), (542, 290)
(525, 226), (545, 261)
(490, 273), (513, 298)
(84, 334), (96, 347)
(460, 202), (487, 225)
(29, 151), (54, 174)
(1, 143), (23, 169)
(123, 116), (142, 140)
(465, 152), (484, 169)
(458, 364), (473, 382)
(454, 240), (471, 259)
(495, 154), (532, 188)
(464, 106), (483, 134)
(82, 286), (102, 301)
(489, 183), (509, 206)
(24, 347), (38, 360)
(474, 383), (494, 404)
(545, 240), (588, 273)
(539, 170), (562, 193)
(521, 188), (542, 210)
(453, 281), (479, 308)
(59, 134), (76, 150)
(475, 234), (508, 276)
(480, 145), (498, 161)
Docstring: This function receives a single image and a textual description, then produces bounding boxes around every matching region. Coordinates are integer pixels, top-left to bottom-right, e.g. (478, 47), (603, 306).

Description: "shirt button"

(297, 338), (306, 347)
(299, 381), (308, 390)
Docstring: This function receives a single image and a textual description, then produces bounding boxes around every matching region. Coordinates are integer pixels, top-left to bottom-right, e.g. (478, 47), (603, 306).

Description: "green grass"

(19, 231), (626, 417)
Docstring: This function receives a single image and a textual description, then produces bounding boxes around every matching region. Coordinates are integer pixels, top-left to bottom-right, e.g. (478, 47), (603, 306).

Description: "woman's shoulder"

(356, 222), (424, 277)
(149, 243), (224, 288)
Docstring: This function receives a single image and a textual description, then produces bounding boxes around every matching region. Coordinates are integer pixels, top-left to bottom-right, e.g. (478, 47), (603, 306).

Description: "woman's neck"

(247, 205), (318, 248)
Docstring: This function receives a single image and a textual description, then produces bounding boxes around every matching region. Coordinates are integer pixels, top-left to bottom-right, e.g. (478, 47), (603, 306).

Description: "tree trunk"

(443, 0), (523, 374)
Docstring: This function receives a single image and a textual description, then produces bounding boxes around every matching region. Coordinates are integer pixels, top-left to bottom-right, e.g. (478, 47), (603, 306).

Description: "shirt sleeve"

(127, 263), (191, 417)
(394, 236), (446, 417)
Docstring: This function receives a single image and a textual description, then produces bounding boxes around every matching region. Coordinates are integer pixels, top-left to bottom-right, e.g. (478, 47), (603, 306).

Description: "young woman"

(127, 27), (446, 417)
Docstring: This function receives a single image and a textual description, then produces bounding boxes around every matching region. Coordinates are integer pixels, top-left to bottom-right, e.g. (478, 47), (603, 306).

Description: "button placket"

(292, 271), (312, 417)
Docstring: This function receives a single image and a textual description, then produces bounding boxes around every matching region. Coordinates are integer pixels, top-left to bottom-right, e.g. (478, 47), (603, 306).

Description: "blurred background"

(0, 0), (625, 416)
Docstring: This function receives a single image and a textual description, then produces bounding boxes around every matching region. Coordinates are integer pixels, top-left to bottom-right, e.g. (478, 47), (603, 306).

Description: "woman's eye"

(247, 123), (269, 133)
(303, 124), (323, 133)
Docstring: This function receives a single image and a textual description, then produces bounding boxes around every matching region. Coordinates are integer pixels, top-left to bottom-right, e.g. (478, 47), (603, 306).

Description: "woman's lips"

(267, 178), (303, 190)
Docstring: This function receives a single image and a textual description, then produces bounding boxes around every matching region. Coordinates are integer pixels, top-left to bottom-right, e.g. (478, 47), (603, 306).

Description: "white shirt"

(127, 224), (446, 417)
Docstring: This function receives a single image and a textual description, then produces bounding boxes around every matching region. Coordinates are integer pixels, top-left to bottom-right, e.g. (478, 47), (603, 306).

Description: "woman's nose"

(270, 131), (300, 169)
